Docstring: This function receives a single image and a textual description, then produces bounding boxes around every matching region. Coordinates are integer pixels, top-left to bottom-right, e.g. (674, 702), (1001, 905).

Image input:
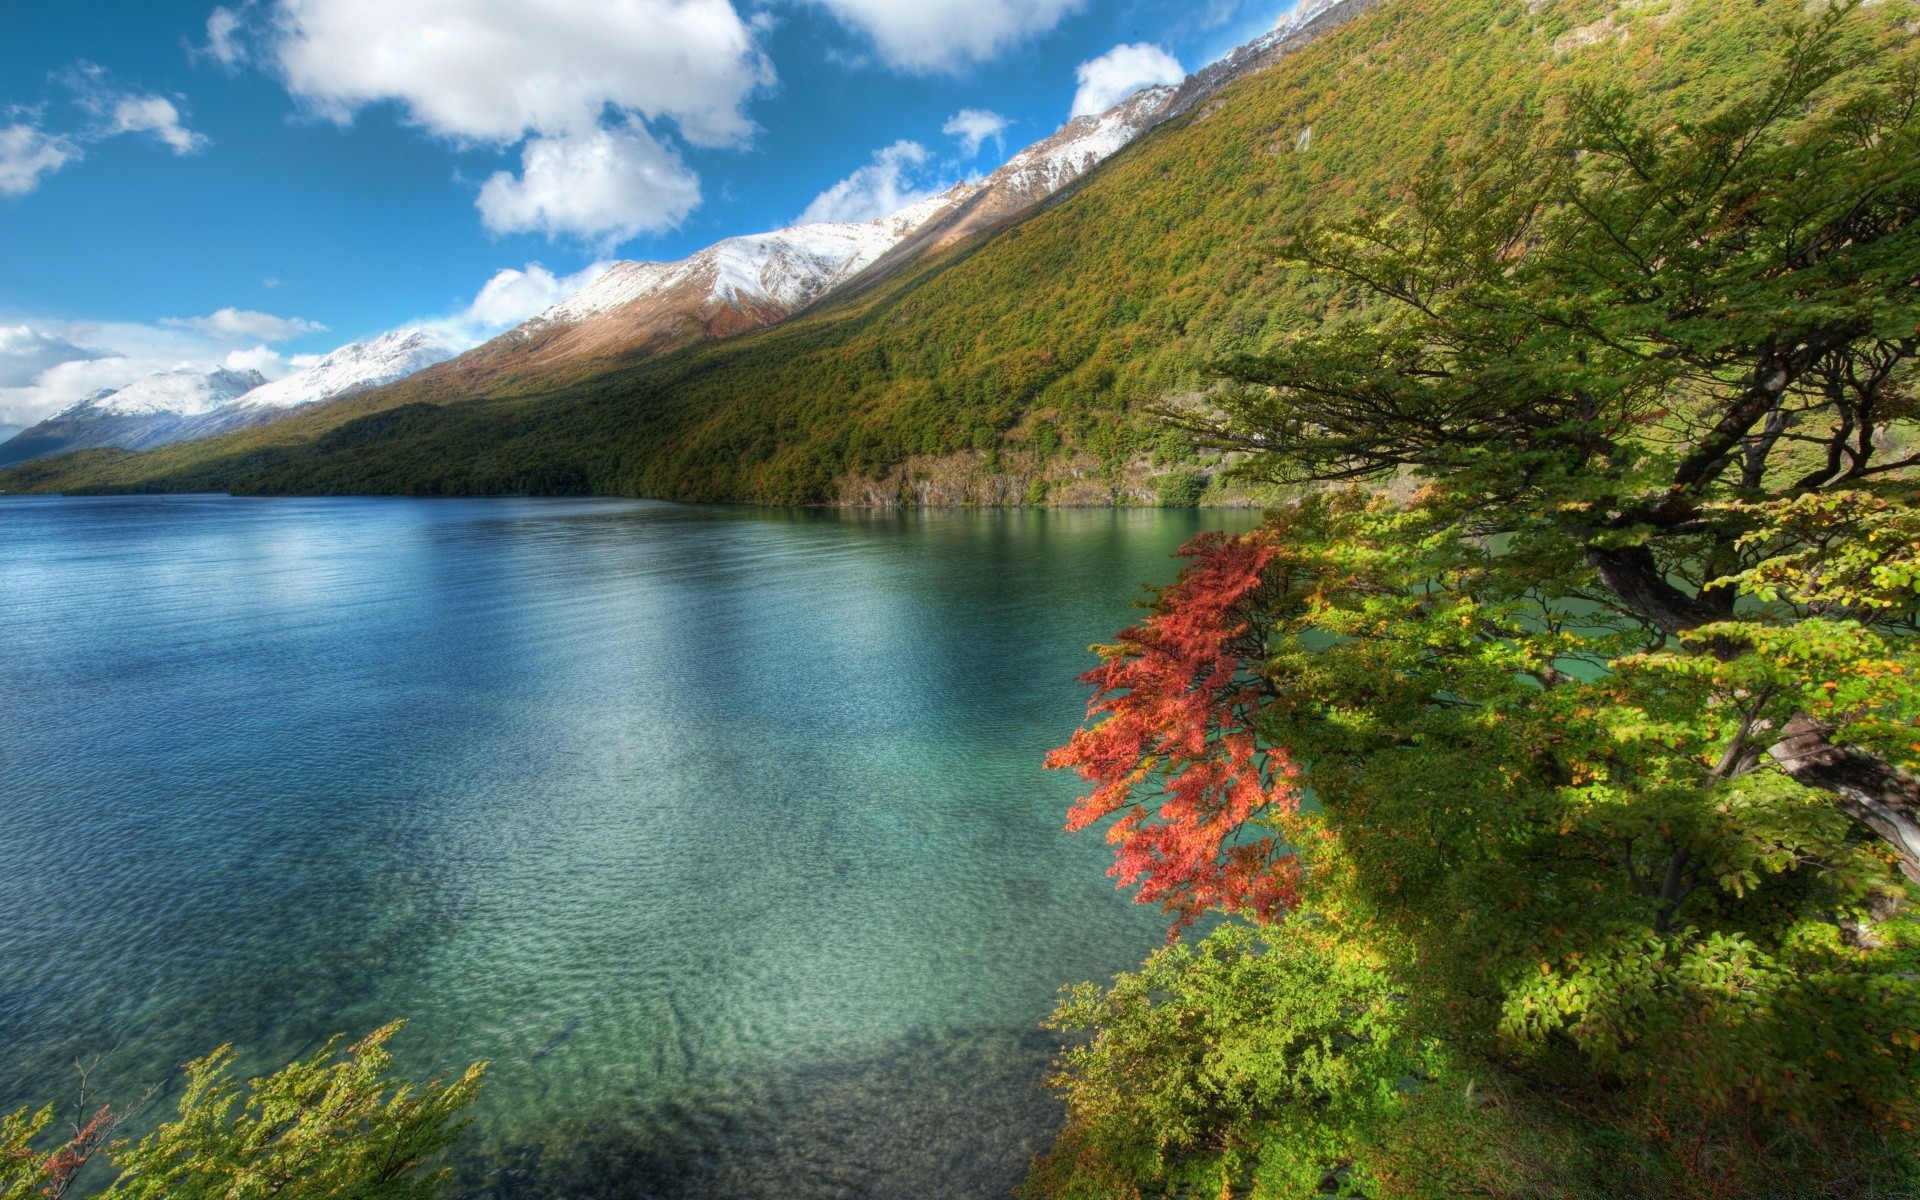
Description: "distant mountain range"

(0, 329), (458, 468)
(10, 0), (1611, 506)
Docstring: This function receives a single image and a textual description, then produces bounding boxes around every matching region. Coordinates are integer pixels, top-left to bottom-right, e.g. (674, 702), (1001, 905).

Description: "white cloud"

(273, 0), (769, 146)
(1071, 43), (1185, 118)
(264, 0), (769, 242)
(799, 140), (945, 224)
(803, 0), (1083, 72)
(202, 5), (251, 65)
(108, 95), (209, 155)
(942, 108), (1009, 158)
(0, 326), (102, 388)
(0, 124), (82, 197)
(0, 316), (312, 429)
(477, 125), (701, 246)
(164, 307), (327, 341)
(0, 256), (619, 430)
(456, 261), (615, 333)
(65, 64), (211, 155)
(222, 344), (293, 374)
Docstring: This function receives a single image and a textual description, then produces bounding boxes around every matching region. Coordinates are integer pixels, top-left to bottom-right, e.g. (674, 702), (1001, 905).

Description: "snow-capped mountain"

(462, 0), (1381, 372)
(0, 367), (269, 468)
(995, 86), (1180, 200)
(531, 194), (961, 332)
(76, 367), (266, 419)
(228, 329), (458, 414)
(428, 93), (1188, 392)
(0, 0), (1381, 476)
(425, 194), (973, 390)
(0, 331), (457, 467)
(853, 86), (1180, 284)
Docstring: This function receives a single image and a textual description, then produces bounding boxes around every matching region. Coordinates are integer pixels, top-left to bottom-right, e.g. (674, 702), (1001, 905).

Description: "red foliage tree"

(1047, 530), (1300, 935)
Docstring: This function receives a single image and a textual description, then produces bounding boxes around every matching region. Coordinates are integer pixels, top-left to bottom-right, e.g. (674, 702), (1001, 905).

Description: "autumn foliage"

(1047, 530), (1300, 933)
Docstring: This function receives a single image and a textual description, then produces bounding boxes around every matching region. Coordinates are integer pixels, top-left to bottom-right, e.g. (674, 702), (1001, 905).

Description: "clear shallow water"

(0, 496), (1258, 1199)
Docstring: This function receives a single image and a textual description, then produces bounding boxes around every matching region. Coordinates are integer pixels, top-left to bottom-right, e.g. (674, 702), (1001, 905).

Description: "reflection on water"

(0, 496), (1259, 1198)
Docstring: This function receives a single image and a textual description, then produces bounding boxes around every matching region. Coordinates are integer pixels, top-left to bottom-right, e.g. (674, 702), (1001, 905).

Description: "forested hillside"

(0, 0), (1854, 502)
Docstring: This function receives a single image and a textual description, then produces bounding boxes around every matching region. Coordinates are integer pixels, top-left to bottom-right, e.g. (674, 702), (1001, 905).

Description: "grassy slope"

(0, 0), (1824, 502)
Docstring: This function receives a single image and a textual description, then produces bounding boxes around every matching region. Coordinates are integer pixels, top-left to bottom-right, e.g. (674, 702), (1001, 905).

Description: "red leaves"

(1048, 529), (1301, 935)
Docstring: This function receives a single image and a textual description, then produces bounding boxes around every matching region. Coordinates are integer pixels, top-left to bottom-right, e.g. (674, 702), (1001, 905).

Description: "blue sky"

(0, 0), (1310, 432)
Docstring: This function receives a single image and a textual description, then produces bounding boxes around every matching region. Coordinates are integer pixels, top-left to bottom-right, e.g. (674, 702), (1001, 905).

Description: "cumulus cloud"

(0, 326), (102, 388)
(0, 124), (81, 197)
(455, 261), (616, 333)
(222, 344), (297, 374)
(262, 0), (772, 242)
(107, 95), (209, 154)
(273, 0), (768, 146)
(65, 63), (211, 155)
(0, 316), (312, 429)
(799, 140), (947, 225)
(1071, 43), (1185, 118)
(0, 73), (211, 199)
(163, 307), (327, 341)
(804, 0), (1083, 71)
(477, 125), (701, 245)
(942, 108), (1009, 158)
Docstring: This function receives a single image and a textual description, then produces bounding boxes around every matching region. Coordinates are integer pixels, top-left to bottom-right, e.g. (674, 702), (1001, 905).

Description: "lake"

(0, 496), (1259, 1199)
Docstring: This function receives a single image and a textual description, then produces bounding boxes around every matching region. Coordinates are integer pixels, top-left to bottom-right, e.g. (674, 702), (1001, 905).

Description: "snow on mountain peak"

(527, 189), (974, 331)
(987, 85), (1176, 201)
(233, 328), (459, 412)
(75, 367), (267, 418)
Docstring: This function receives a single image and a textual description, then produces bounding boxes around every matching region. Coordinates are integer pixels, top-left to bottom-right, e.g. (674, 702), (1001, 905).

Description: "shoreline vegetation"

(1028, 2), (1920, 1195)
(6, 1), (1920, 1198)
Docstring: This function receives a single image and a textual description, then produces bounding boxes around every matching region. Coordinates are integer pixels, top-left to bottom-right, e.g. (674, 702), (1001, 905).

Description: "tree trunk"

(1769, 713), (1920, 884)
(1586, 544), (1920, 880)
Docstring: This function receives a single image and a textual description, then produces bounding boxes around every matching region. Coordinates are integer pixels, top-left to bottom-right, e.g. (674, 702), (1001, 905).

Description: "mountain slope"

(0, 368), (265, 468)
(176, 328), (459, 440)
(2, 0), (1879, 502)
(420, 195), (970, 393)
(404, 89), (1192, 398)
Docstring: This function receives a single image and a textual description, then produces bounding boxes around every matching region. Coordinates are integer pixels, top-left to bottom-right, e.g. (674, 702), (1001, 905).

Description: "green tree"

(1, 1024), (483, 1200)
(1041, 6), (1920, 1195)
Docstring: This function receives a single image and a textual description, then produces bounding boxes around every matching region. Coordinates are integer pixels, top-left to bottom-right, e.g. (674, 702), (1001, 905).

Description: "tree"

(1190, 0), (1920, 873)
(1042, 5), (1920, 1195)
(0, 1024), (483, 1200)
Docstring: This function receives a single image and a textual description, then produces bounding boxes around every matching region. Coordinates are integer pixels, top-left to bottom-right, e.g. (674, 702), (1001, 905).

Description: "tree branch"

(1769, 712), (1920, 884)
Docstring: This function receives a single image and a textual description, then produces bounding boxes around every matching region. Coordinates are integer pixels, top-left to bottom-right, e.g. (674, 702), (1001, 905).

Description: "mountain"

(409, 94), (1193, 396)
(226, 329), (458, 414)
(845, 86), (1181, 293)
(423, 194), (970, 392)
(0, 330), (457, 468)
(177, 328), (459, 439)
(0, 367), (266, 468)
(1, 0), (1854, 503)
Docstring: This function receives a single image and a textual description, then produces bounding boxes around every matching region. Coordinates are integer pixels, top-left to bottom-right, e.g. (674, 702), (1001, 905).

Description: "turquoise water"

(0, 496), (1258, 1199)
